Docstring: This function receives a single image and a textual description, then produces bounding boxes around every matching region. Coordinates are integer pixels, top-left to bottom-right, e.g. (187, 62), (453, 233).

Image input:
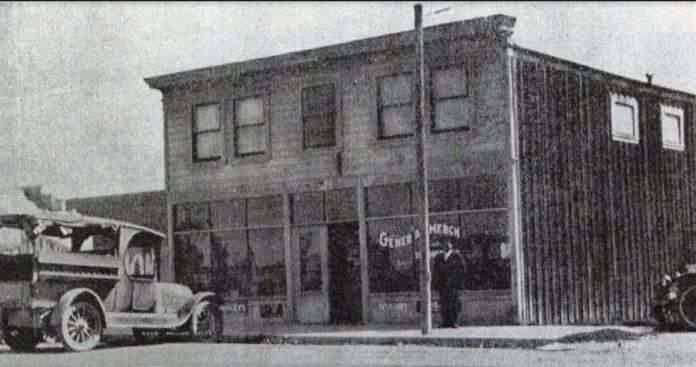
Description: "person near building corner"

(433, 239), (465, 328)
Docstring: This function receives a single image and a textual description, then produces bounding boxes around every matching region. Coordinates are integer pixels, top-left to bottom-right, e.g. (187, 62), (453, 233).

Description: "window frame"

(660, 103), (685, 151)
(376, 72), (414, 140)
(301, 83), (337, 149)
(192, 103), (223, 162)
(232, 94), (268, 158)
(609, 93), (640, 144)
(429, 63), (471, 133)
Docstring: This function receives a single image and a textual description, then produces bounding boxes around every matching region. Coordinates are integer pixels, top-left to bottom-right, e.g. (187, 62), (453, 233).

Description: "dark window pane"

(210, 199), (246, 229)
(292, 192), (325, 224)
(459, 175), (507, 209)
(458, 211), (510, 290)
(211, 230), (249, 299)
(302, 84), (336, 148)
(247, 195), (283, 227)
(326, 188), (357, 221)
(174, 202), (210, 231)
(303, 120), (336, 148)
(428, 179), (460, 212)
(174, 233), (212, 292)
(367, 218), (417, 293)
(248, 228), (286, 297)
(366, 183), (412, 217)
(432, 66), (467, 99)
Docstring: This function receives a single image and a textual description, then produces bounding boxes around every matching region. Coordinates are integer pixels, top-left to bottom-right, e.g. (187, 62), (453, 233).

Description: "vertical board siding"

(515, 54), (696, 325)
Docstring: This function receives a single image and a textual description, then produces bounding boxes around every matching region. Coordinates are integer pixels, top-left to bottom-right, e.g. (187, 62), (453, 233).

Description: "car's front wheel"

(189, 301), (222, 343)
(2, 328), (42, 352)
(58, 301), (103, 352)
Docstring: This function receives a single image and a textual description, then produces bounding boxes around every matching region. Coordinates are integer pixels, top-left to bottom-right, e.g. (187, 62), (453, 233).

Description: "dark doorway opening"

(328, 222), (362, 324)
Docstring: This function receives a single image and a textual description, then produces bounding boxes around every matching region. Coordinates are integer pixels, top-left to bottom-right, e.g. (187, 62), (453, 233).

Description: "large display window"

(173, 195), (286, 298)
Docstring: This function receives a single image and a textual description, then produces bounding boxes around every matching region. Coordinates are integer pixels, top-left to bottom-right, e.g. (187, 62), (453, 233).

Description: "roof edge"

(145, 14), (516, 91)
(511, 45), (695, 100)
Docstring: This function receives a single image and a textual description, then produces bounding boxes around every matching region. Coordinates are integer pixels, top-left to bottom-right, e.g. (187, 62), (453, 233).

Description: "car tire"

(678, 284), (696, 329)
(189, 301), (222, 343)
(58, 301), (103, 352)
(2, 328), (42, 352)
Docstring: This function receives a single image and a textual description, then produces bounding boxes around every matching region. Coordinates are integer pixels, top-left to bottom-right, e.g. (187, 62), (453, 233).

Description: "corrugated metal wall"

(514, 50), (696, 324)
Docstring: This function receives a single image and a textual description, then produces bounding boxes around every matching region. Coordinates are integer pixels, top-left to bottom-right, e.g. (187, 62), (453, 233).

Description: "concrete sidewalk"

(222, 324), (655, 349)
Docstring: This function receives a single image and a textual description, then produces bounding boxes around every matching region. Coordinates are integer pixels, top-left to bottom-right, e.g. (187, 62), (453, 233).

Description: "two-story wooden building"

(145, 14), (696, 326)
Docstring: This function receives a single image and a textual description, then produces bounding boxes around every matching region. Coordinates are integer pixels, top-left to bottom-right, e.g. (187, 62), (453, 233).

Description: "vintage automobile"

(0, 211), (222, 352)
(652, 264), (696, 329)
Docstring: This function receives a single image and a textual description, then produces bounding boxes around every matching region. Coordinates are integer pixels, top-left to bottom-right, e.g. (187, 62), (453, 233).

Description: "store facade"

(146, 13), (696, 326)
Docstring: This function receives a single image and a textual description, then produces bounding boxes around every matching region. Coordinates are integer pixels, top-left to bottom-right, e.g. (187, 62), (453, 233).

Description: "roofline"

(144, 14), (516, 91)
(511, 45), (695, 101)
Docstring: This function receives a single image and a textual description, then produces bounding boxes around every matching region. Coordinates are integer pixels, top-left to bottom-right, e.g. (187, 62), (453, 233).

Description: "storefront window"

(367, 218), (417, 293)
(248, 228), (286, 297)
(210, 199), (246, 229)
(298, 231), (322, 291)
(211, 230), (248, 298)
(366, 183), (412, 217)
(459, 175), (507, 209)
(173, 233), (212, 292)
(326, 188), (357, 221)
(174, 202), (210, 231)
(458, 211), (510, 290)
(292, 192), (325, 224)
(247, 195), (283, 227)
(428, 179), (460, 212)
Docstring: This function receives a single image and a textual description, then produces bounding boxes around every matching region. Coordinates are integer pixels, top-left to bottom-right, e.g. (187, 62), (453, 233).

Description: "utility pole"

(414, 3), (432, 335)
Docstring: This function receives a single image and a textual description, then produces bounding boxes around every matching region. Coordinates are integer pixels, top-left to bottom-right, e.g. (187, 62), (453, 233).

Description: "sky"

(1, 2), (694, 199)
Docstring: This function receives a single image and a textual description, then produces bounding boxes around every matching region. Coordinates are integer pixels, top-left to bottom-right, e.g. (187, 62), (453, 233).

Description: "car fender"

(179, 291), (221, 321)
(50, 288), (108, 328)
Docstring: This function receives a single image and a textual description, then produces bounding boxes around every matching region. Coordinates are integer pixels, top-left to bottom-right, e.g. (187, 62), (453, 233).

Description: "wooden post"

(414, 3), (432, 335)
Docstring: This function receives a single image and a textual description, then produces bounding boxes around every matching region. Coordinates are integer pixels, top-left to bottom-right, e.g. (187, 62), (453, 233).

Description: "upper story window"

(377, 73), (413, 139)
(233, 96), (266, 156)
(302, 84), (336, 148)
(193, 103), (222, 161)
(660, 104), (685, 151)
(610, 93), (639, 144)
(431, 64), (470, 132)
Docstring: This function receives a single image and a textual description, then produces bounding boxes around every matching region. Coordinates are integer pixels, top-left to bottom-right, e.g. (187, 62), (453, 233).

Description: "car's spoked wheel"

(190, 301), (222, 342)
(59, 301), (103, 352)
(2, 328), (42, 352)
(678, 285), (696, 329)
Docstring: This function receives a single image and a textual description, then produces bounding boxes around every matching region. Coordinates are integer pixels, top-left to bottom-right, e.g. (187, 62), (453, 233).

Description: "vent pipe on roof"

(646, 73), (654, 85)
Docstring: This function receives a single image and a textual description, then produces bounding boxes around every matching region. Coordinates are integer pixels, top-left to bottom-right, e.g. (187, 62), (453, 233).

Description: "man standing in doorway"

(433, 239), (465, 328)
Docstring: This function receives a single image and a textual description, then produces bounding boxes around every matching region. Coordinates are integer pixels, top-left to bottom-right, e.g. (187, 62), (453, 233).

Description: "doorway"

(328, 222), (362, 324)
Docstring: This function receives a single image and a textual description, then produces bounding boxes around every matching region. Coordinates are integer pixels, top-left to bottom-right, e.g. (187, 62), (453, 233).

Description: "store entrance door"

(292, 225), (329, 324)
(328, 222), (362, 324)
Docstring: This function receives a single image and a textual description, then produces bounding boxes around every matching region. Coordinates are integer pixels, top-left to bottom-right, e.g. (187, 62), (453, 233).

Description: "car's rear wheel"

(58, 301), (103, 352)
(2, 328), (42, 352)
(189, 301), (222, 343)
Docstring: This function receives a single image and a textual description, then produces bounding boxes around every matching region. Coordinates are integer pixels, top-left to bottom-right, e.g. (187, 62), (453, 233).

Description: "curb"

(221, 328), (655, 349)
